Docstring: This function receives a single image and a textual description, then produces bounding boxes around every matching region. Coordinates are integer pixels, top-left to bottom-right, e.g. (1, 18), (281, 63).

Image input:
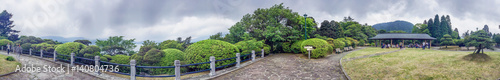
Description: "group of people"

(381, 42), (430, 50)
(6, 43), (22, 55)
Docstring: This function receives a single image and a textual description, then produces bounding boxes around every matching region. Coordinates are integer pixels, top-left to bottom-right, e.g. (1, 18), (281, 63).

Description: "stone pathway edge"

(204, 55), (267, 80)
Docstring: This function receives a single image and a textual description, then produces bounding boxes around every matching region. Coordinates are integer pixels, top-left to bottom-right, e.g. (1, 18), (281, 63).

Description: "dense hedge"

(338, 38), (351, 47)
(234, 39), (265, 55)
(131, 45), (154, 65)
(159, 40), (185, 51)
(55, 42), (86, 60)
(282, 42), (292, 53)
(300, 38), (333, 58)
(331, 39), (345, 49)
(110, 55), (130, 73)
(291, 40), (304, 53)
(185, 39), (239, 69)
(143, 48), (164, 66)
(0, 39), (13, 46)
(20, 43), (31, 50)
(102, 55), (112, 61)
(263, 44), (270, 54)
(345, 37), (358, 48)
(79, 45), (100, 58)
(150, 49), (187, 75)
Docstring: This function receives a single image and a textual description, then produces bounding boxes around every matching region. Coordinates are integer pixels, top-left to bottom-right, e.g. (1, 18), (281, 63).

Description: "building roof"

(369, 33), (436, 40)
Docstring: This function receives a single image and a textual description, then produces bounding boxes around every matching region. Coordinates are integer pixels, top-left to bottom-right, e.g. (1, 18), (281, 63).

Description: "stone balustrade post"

(236, 53), (240, 68)
(95, 56), (100, 75)
(53, 51), (57, 61)
(40, 50), (43, 58)
(29, 48), (32, 56)
(251, 50), (255, 62)
(71, 53), (74, 67)
(209, 56), (216, 77)
(174, 60), (180, 80)
(130, 59), (136, 80)
(261, 49), (264, 58)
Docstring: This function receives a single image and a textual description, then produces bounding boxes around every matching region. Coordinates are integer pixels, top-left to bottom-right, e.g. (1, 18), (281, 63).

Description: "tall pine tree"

(0, 10), (20, 41)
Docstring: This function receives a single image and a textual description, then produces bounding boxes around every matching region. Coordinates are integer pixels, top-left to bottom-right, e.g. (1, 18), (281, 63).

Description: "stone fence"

(13, 47), (266, 80)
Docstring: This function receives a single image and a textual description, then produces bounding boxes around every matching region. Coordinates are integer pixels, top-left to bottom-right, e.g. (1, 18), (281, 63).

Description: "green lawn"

(342, 47), (399, 59)
(343, 48), (500, 79)
(0, 54), (21, 75)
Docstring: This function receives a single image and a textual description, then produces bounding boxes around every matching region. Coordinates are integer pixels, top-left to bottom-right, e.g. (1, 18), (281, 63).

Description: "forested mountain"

(372, 20), (414, 33)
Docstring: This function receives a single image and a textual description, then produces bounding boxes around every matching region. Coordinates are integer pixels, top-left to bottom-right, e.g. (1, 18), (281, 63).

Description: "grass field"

(342, 48), (500, 79)
(0, 54), (21, 75)
(342, 47), (399, 59)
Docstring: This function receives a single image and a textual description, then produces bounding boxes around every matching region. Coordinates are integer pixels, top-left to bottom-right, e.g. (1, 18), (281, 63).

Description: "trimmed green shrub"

(359, 40), (365, 46)
(55, 42), (86, 60)
(100, 57), (108, 62)
(300, 38), (333, 58)
(32, 43), (55, 52)
(21, 43), (31, 50)
(282, 42), (292, 53)
(6, 56), (15, 61)
(0, 39), (13, 46)
(338, 38), (351, 47)
(159, 40), (185, 51)
(234, 39), (265, 55)
(331, 39), (345, 49)
(291, 40), (304, 53)
(131, 45), (155, 65)
(185, 39), (239, 69)
(79, 45), (101, 58)
(345, 37), (358, 48)
(110, 55), (130, 73)
(103, 55), (112, 61)
(150, 49), (187, 75)
(143, 48), (164, 66)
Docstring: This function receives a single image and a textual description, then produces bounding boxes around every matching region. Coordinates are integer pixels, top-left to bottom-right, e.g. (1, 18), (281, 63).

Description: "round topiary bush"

(102, 55), (112, 61)
(100, 57), (108, 62)
(332, 39), (345, 49)
(185, 39), (239, 69)
(79, 45), (101, 58)
(300, 38), (333, 58)
(150, 49), (187, 75)
(143, 48), (164, 66)
(0, 39), (13, 47)
(55, 42), (86, 60)
(291, 40), (304, 53)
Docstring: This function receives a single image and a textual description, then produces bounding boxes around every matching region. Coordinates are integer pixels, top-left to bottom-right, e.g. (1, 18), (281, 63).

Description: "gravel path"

(214, 47), (364, 80)
(0, 51), (103, 80)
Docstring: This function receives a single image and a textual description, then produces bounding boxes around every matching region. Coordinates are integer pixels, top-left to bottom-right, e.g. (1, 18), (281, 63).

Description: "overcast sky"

(1, 0), (499, 43)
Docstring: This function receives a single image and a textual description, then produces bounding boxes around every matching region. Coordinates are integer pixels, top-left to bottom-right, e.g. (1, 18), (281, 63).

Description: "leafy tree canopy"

(95, 36), (136, 55)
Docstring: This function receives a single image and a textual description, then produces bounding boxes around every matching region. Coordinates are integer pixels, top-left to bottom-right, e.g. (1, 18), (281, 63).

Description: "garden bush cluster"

(299, 38), (333, 58)
(184, 39), (239, 69)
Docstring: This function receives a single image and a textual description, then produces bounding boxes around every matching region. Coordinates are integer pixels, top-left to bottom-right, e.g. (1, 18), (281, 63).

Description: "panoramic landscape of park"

(1, 0), (500, 80)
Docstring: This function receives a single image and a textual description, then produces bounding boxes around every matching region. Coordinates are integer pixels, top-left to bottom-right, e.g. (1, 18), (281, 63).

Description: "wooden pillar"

(403, 39), (405, 48)
(391, 39), (393, 48)
(429, 40), (432, 49)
